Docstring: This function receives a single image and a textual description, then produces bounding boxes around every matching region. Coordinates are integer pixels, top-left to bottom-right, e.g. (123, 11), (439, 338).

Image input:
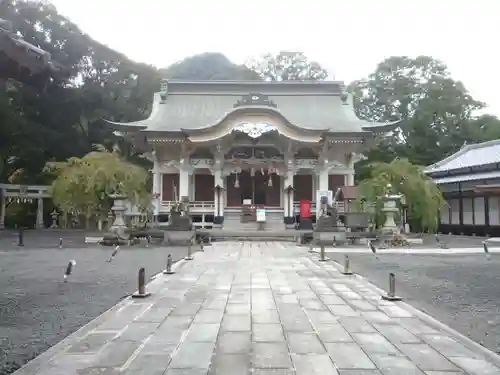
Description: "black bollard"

(332, 236), (336, 247)
(341, 254), (353, 275)
(199, 238), (204, 252)
(163, 254), (175, 274)
(483, 241), (491, 260)
(319, 245), (326, 262)
(382, 273), (402, 301)
(18, 228), (24, 247)
(63, 260), (76, 282)
(132, 267), (151, 298)
(58, 237), (63, 249)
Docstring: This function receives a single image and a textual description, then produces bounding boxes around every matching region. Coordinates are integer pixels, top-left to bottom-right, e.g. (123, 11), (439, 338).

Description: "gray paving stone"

(79, 368), (121, 375)
(307, 310), (339, 324)
(221, 314), (251, 331)
(352, 333), (401, 355)
(338, 371), (382, 375)
(252, 342), (293, 369)
(398, 318), (439, 334)
(378, 305), (413, 318)
(347, 300), (377, 311)
(253, 324), (285, 342)
(372, 324), (421, 344)
(251, 369), (295, 375)
(66, 332), (116, 353)
(328, 305), (359, 317)
(252, 309), (280, 324)
(338, 317), (376, 333)
(291, 354), (338, 374)
(320, 295), (346, 305)
(184, 323), (220, 342)
(202, 298), (227, 309)
(316, 323), (354, 343)
(193, 308), (225, 323)
(124, 353), (173, 374)
(217, 332), (251, 354)
(324, 343), (376, 370)
(281, 319), (313, 332)
(170, 304), (202, 316)
(396, 343), (460, 371)
(117, 322), (159, 341)
(449, 357), (500, 375)
(229, 292), (251, 304)
(95, 340), (141, 367)
(296, 290), (318, 299)
(361, 311), (392, 323)
(147, 329), (185, 346)
(135, 307), (172, 323)
(287, 333), (325, 354)
(369, 354), (424, 375)
(159, 316), (194, 330)
(300, 298), (328, 310)
(164, 369), (209, 375)
(208, 353), (250, 375)
(169, 342), (215, 369)
(420, 334), (480, 358)
(424, 372), (465, 375)
(226, 303), (250, 315)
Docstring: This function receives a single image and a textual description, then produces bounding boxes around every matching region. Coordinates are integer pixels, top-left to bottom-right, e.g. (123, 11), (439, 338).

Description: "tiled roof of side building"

(425, 139), (500, 174)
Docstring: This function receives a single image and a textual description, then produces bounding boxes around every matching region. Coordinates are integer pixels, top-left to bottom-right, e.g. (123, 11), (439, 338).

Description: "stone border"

(12, 256), (188, 375)
(311, 246), (496, 254)
(309, 251), (500, 368)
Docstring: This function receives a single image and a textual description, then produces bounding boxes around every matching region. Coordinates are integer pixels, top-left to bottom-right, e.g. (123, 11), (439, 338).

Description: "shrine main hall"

(106, 80), (396, 229)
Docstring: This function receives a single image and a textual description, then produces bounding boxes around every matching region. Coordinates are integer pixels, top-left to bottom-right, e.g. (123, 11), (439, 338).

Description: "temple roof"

(104, 80), (400, 135)
(425, 139), (500, 175)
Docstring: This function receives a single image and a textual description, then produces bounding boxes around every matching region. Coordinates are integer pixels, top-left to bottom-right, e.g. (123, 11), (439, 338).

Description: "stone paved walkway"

(14, 242), (500, 375)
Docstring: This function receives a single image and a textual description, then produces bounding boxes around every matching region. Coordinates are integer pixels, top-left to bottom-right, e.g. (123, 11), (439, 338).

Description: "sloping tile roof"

(425, 139), (500, 174)
(105, 81), (400, 133)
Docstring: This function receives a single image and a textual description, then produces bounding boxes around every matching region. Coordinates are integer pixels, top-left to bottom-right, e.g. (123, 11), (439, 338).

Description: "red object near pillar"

(300, 200), (311, 218)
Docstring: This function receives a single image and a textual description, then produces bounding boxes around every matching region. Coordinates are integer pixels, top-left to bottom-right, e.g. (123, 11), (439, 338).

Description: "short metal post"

(342, 254), (353, 275)
(382, 273), (401, 301)
(319, 245), (326, 262)
(63, 260), (76, 282)
(164, 254), (175, 274)
(18, 228), (24, 247)
(483, 241), (490, 260)
(332, 236), (336, 247)
(58, 237), (63, 249)
(132, 267), (151, 298)
(185, 239), (194, 260)
(309, 240), (314, 253)
(199, 238), (204, 252)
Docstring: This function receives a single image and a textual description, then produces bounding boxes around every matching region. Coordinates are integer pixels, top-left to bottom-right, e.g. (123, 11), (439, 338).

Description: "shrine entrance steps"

(223, 208), (285, 231)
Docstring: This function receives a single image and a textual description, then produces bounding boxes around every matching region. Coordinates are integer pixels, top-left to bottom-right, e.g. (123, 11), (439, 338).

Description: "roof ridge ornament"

(233, 122), (276, 138)
(160, 79), (168, 103)
(233, 93), (277, 108)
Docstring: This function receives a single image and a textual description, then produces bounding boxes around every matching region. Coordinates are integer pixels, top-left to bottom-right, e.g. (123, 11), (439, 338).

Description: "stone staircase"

(223, 208), (285, 231)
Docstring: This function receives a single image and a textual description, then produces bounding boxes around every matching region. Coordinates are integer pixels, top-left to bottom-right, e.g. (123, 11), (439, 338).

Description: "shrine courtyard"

(4, 239), (500, 375)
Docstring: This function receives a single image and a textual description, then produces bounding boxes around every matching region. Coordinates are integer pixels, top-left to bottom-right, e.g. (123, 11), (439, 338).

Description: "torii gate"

(0, 184), (51, 229)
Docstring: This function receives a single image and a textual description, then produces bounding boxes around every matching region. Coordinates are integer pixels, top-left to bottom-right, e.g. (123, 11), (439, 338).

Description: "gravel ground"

(0, 242), (194, 375)
(326, 251), (500, 354)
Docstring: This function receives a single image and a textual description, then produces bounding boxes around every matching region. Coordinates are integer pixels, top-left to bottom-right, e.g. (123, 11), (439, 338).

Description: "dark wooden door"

(194, 174), (215, 201)
(294, 175), (312, 201)
(162, 174), (179, 201)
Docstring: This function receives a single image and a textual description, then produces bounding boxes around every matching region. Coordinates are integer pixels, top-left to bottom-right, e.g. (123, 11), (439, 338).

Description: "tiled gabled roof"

(425, 139), (500, 174)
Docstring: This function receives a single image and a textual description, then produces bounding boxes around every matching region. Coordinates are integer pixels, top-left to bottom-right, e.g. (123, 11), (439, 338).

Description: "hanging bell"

(268, 176), (273, 187)
(234, 177), (240, 188)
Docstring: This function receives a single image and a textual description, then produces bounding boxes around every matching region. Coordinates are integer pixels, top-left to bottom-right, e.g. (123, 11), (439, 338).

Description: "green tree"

(247, 51), (328, 81)
(356, 158), (445, 232)
(44, 147), (151, 228)
(352, 56), (484, 168)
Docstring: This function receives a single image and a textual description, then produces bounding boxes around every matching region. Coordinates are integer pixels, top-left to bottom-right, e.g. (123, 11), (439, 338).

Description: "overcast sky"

(51, 0), (500, 116)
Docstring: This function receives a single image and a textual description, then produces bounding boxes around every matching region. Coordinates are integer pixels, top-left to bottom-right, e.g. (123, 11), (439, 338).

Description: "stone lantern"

(380, 184), (402, 235)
